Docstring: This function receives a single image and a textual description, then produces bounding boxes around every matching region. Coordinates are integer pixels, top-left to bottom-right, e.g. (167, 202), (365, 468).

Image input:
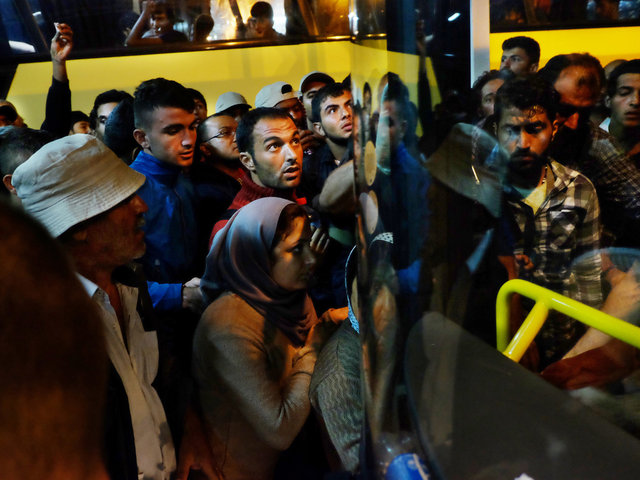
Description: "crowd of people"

(2, 13), (640, 480)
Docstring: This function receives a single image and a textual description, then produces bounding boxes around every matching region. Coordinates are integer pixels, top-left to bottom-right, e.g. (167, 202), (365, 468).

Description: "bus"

(3, 1), (640, 478)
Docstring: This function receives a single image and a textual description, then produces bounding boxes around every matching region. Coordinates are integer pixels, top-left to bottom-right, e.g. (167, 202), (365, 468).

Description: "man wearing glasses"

(540, 53), (640, 248)
(194, 113), (245, 263)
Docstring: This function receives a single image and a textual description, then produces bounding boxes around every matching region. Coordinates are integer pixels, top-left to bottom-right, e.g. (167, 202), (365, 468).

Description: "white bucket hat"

(255, 81), (299, 108)
(13, 134), (145, 237)
(215, 91), (251, 114)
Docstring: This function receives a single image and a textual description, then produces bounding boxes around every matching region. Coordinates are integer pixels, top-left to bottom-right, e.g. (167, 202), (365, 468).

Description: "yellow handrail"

(496, 279), (640, 362)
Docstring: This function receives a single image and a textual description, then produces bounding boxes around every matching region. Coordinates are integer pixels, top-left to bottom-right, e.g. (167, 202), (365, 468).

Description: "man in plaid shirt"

(496, 76), (602, 365)
(541, 53), (640, 248)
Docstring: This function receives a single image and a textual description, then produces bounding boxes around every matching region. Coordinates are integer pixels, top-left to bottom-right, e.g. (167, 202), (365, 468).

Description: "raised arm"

(125, 1), (162, 46)
(41, 23), (73, 138)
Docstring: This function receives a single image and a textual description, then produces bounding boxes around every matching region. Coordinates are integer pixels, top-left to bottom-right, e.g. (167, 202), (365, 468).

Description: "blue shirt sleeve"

(147, 281), (183, 311)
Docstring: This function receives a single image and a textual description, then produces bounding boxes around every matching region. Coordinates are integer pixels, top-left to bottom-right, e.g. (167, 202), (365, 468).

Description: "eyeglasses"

(202, 128), (236, 143)
(556, 102), (593, 119)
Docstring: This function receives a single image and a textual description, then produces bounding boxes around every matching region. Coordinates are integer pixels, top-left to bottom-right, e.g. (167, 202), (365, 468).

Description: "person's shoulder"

(201, 293), (265, 331)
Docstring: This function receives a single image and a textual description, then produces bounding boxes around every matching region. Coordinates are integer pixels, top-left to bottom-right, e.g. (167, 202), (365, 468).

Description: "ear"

(2, 174), (16, 195)
(199, 142), (212, 157)
(552, 118), (560, 139)
(530, 62), (539, 73)
(605, 95), (612, 109)
(239, 152), (256, 172)
(133, 128), (149, 149)
(312, 121), (325, 137)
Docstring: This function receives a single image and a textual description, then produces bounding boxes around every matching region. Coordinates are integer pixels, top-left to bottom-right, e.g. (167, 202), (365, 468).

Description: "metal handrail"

(496, 279), (640, 362)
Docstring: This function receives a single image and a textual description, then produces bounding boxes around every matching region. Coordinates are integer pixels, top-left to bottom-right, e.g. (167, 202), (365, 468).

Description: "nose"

(342, 105), (352, 119)
(304, 245), (316, 269)
(132, 195), (148, 213)
(631, 90), (640, 106)
(182, 128), (195, 147)
(564, 112), (580, 130)
(517, 131), (531, 150)
(283, 141), (299, 163)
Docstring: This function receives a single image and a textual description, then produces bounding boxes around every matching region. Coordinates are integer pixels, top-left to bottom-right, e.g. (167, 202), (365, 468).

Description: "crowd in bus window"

(5, 14), (640, 480)
(491, 0), (640, 27)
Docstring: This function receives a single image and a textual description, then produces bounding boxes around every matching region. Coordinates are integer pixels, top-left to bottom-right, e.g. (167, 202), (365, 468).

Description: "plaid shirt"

(564, 123), (640, 245)
(506, 160), (602, 360)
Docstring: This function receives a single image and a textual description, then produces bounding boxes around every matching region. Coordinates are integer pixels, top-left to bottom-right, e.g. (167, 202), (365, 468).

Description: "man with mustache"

(540, 53), (640, 248)
(606, 60), (640, 167)
(497, 76), (602, 365)
(210, 107), (307, 239)
(11, 135), (214, 480)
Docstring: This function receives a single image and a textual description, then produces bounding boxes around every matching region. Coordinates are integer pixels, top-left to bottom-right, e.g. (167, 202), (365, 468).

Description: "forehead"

(97, 102), (118, 117)
(321, 91), (352, 108)
(205, 115), (236, 131)
(616, 72), (640, 90)
(554, 66), (599, 105)
(303, 81), (328, 95)
(148, 106), (195, 127)
(502, 47), (530, 61)
(253, 116), (297, 141)
(499, 105), (550, 125)
(481, 78), (504, 96)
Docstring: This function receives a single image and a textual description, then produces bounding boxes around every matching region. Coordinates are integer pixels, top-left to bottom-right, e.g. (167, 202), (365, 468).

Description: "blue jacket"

(130, 151), (199, 311)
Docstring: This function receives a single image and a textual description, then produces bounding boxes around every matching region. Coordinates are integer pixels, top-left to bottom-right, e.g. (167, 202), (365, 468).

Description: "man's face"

(500, 47), (537, 76)
(151, 12), (171, 34)
(200, 115), (239, 163)
(378, 100), (406, 151)
(315, 92), (353, 145)
(275, 98), (306, 129)
(553, 66), (599, 130)
(95, 102), (119, 140)
(608, 73), (640, 129)
(193, 99), (207, 123)
(241, 116), (303, 189)
(84, 194), (148, 267)
(479, 78), (504, 117)
(498, 105), (554, 180)
(135, 107), (197, 168)
(301, 81), (328, 120)
(71, 120), (91, 135)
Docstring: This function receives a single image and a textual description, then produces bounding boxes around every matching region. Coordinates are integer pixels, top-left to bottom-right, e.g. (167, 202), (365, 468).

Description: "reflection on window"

(491, 0), (640, 30)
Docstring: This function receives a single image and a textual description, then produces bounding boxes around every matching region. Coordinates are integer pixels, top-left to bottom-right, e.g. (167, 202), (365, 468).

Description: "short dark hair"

(471, 69), (514, 115)
(495, 76), (558, 124)
(251, 1), (274, 19)
(502, 36), (540, 64)
(89, 89), (133, 129)
(0, 126), (53, 176)
(69, 110), (89, 130)
(153, 0), (176, 22)
(538, 53), (605, 93)
(133, 78), (195, 129)
(310, 82), (346, 123)
(186, 87), (207, 110)
(607, 59), (640, 98)
(236, 107), (293, 157)
(103, 99), (138, 164)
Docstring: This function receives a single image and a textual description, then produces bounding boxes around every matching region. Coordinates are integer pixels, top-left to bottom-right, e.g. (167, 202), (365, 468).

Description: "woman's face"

(271, 216), (316, 291)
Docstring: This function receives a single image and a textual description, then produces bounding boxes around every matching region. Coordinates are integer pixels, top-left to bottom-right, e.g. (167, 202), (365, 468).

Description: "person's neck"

(326, 139), (347, 164)
(610, 120), (640, 153)
(210, 157), (242, 178)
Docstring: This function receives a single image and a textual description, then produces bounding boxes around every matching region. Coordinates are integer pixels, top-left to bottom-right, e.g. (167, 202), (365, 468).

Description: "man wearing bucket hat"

(12, 134), (215, 480)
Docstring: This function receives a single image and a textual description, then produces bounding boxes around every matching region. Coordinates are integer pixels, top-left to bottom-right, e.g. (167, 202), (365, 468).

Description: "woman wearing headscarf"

(193, 197), (338, 479)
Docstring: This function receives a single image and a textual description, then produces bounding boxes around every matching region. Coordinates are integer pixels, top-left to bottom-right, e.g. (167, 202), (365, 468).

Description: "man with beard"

(539, 53), (640, 248)
(194, 113), (245, 263)
(606, 60), (640, 167)
(497, 76), (602, 365)
(255, 81), (317, 152)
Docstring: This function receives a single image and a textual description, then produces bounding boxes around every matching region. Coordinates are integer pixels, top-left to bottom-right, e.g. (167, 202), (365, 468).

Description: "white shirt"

(79, 275), (176, 480)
